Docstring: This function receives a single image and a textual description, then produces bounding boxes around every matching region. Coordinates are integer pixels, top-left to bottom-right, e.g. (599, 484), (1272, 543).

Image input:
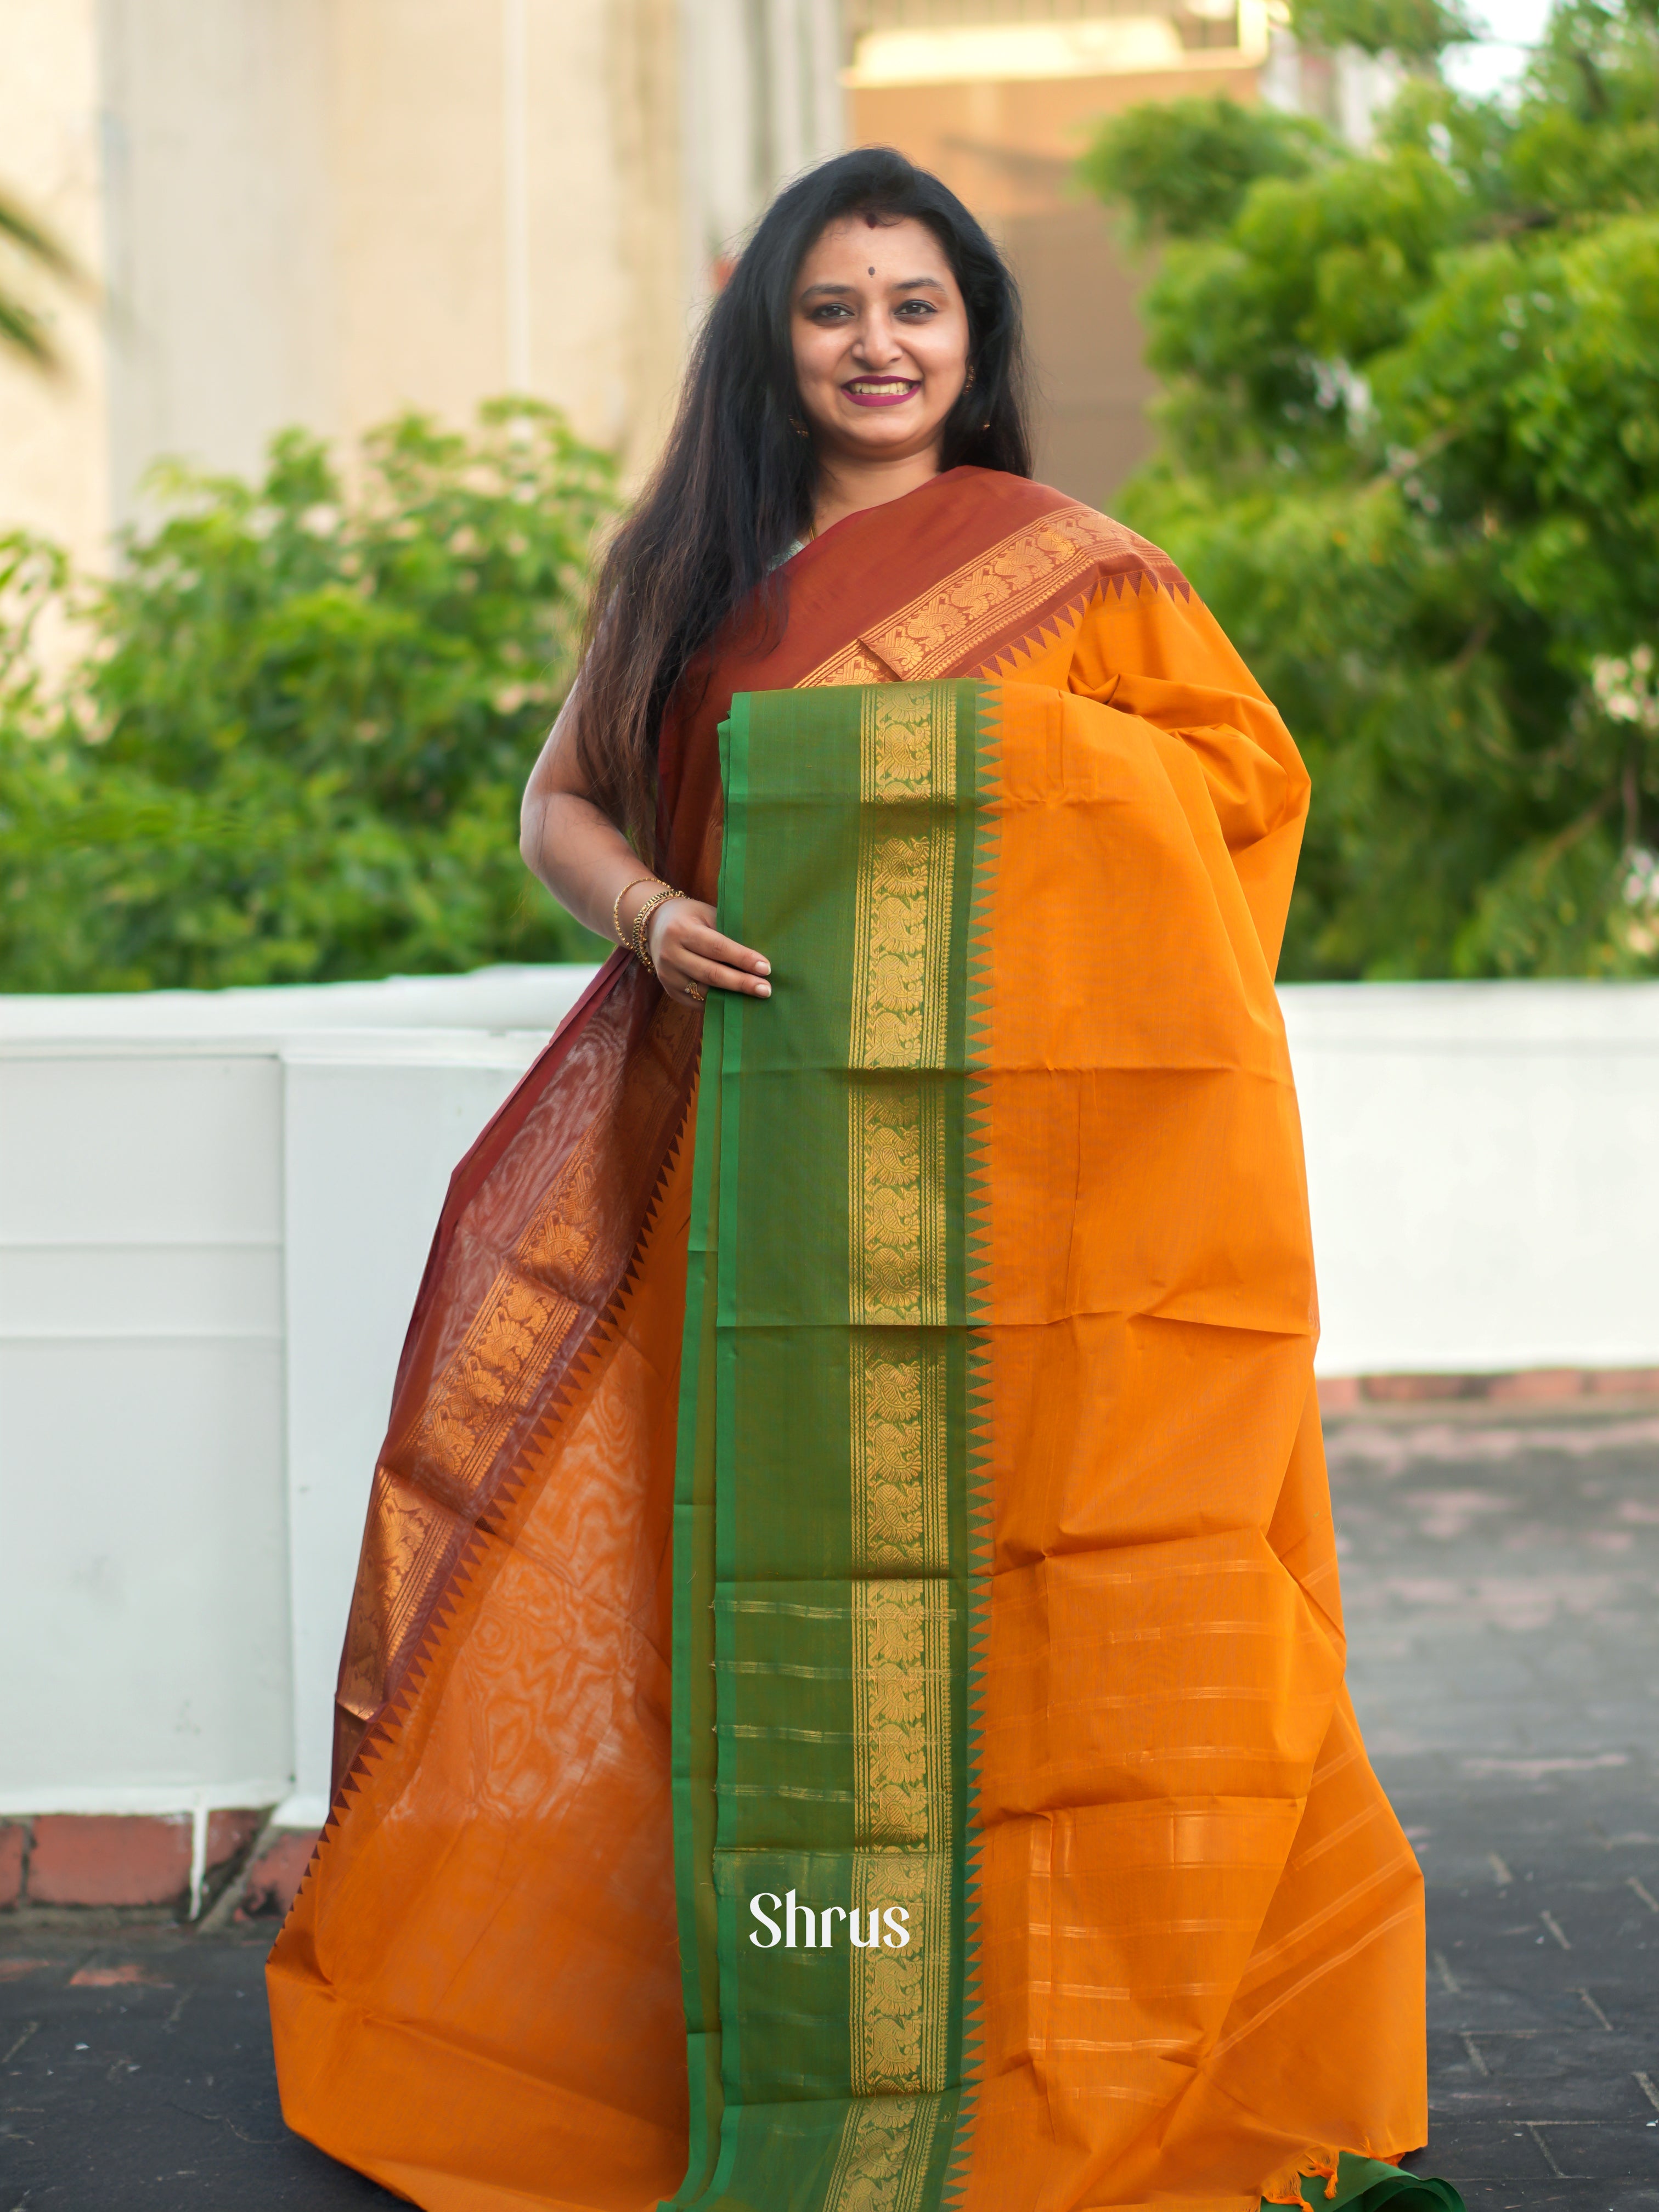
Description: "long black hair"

(574, 145), (1032, 849)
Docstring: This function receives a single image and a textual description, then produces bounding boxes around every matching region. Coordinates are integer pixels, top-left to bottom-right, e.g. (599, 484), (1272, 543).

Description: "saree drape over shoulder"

(268, 469), (1444, 2212)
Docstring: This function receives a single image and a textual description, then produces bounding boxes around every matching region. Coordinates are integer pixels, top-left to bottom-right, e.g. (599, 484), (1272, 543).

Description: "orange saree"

(267, 467), (1438, 2212)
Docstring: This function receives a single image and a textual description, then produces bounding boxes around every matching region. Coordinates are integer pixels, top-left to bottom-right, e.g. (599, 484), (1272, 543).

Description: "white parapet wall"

(1281, 981), (1659, 1378)
(0, 967), (589, 1833)
(2, 970), (1655, 1828)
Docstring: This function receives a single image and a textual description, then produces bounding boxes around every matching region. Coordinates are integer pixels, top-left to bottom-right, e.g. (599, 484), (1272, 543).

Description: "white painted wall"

(1, 972), (1654, 1826)
(0, 1049), (289, 1808)
(0, 967), (588, 1829)
(278, 1035), (557, 1825)
(1283, 981), (1659, 1378)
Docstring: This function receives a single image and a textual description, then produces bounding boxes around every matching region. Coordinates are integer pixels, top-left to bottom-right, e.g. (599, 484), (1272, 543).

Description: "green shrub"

(0, 399), (618, 991)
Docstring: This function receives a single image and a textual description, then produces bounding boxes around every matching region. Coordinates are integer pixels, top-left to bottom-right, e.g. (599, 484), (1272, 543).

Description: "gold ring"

(686, 984), (707, 1003)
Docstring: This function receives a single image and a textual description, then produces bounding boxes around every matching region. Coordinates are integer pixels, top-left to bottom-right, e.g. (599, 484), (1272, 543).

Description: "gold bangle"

(630, 884), (685, 975)
(612, 873), (664, 949)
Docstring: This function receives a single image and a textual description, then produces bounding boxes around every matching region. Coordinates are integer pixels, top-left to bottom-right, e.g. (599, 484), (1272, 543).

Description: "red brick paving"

(0, 1822), (24, 1908)
(0, 1808), (268, 1910)
(236, 1830), (318, 1920)
(1318, 1365), (1659, 1415)
(27, 1814), (192, 1908)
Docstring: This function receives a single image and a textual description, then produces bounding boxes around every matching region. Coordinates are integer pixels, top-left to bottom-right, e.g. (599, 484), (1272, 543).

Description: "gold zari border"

(849, 1085), (947, 1330)
(337, 995), (697, 1730)
(847, 1849), (952, 2096)
(833, 677), (960, 2207)
(851, 687), (957, 1072)
(822, 2092), (944, 2212)
(800, 505), (1183, 690)
(849, 1336), (949, 1575)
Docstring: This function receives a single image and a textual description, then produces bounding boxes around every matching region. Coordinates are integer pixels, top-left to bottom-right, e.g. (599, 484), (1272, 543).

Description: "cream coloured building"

(0, 0), (844, 575)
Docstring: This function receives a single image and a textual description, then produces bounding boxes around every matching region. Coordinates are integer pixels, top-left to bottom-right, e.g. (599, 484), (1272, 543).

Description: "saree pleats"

(268, 468), (1448, 2212)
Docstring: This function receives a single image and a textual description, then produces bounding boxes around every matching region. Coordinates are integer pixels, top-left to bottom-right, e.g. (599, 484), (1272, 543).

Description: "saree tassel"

(1261, 2165), (1310, 2207)
(1261, 2148), (1341, 2207)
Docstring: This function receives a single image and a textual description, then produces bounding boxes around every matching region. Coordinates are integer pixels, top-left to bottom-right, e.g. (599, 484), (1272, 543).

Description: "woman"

(268, 150), (1453, 2212)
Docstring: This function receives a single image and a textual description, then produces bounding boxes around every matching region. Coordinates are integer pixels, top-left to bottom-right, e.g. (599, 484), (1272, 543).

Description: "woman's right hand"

(520, 698), (771, 1009)
(646, 897), (771, 1009)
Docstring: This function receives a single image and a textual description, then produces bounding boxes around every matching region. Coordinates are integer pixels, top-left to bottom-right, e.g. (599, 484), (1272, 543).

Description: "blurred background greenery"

(1086, 0), (1659, 978)
(0, 404), (616, 987)
(0, 0), (1654, 989)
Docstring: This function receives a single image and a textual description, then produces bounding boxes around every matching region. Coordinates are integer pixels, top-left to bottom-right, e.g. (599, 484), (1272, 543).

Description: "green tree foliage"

(1081, 0), (1659, 977)
(1075, 96), (1330, 242)
(1291, 0), (1477, 64)
(0, 401), (618, 990)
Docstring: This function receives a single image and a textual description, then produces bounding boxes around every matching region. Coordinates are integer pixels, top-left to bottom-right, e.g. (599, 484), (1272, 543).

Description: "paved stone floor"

(3, 1400), (1657, 2210)
(1333, 1402), (1659, 2212)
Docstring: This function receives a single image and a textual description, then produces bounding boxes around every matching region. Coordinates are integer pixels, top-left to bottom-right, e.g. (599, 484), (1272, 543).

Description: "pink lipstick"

(842, 378), (919, 408)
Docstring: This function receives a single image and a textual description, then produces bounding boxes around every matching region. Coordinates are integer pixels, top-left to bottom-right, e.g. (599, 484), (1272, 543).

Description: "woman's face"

(791, 215), (971, 467)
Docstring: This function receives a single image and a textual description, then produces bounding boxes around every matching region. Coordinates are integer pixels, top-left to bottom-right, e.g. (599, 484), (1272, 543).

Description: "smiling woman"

(513, 150), (1030, 960)
(792, 217), (974, 534)
(267, 149), (1460, 2212)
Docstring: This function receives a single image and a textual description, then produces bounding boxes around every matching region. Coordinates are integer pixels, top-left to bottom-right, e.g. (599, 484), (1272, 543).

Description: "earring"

(964, 364), (977, 390)
(788, 413), (811, 438)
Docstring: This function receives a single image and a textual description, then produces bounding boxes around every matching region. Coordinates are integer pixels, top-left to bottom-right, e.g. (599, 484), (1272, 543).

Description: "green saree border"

(665, 684), (992, 2212)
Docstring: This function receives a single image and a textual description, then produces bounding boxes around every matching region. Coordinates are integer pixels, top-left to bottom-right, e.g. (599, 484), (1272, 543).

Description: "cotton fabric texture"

(267, 468), (1452, 2212)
